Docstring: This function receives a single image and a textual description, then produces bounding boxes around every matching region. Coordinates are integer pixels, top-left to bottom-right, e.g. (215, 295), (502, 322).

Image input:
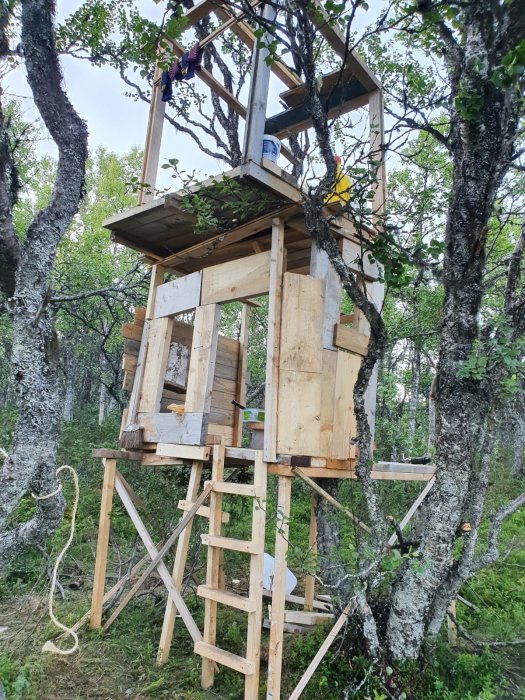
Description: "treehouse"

(87, 3), (435, 699)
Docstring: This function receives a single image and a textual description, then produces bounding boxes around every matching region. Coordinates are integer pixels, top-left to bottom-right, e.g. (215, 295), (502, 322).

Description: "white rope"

(32, 465), (80, 655)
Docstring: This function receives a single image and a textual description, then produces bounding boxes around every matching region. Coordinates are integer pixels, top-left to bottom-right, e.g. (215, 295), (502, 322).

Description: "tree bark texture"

(386, 3), (524, 659)
(0, 0), (88, 567)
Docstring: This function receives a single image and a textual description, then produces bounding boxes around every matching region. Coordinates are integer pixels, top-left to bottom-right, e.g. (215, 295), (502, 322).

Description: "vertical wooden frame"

(233, 303), (251, 447)
(267, 474), (292, 700)
(244, 451), (267, 698)
(185, 304), (221, 415)
(264, 218), (285, 462)
(139, 66), (167, 205)
(90, 458), (117, 628)
(201, 445), (225, 689)
(303, 493), (318, 612)
(157, 460), (204, 666)
(368, 89), (386, 222)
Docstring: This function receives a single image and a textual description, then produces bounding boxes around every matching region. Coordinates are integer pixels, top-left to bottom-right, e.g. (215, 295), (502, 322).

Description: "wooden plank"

(333, 324), (370, 357)
(158, 462), (204, 665)
(304, 493), (317, 612)
(177, 499), (230, 523)
(310, 243), (341, 350)
(209, 481), (260, 497)
(288, 604), (352, 700)
(185, 304), (221, 413)
(340, 238), (380, 281)
(283, 611), (334, 626)
(197, 585), (256, 613)
(103, 480), (214, 632)
(156, 443), (211, 461)
(201, 250), (271, 305)
(264, 218), (285, 462)
(146, 264), (166, 320)
(368, 89), (387, 221)
(293, 468), (371, 534)
(374, 461), (436, 474)
(319, 350), (337, 456)
(233, 303), (250, 447)
(91, 449), (142, 461)
(262, 589), (332, 613)
(195, 642), (255, 676)
(243, 1), (276, 163)
(277, 370), (322, 457)
(201, 534), (262, 554)
(245, 450), (267, 699)
(138, 412), (205, 445)
(201, 445), (225, 689)
(331, 350), (360, 459)
(138, 316), (174, 413)
(139, 65), (166, 205)
(267, 475), (292, 700)
(89, 458), (117, 629)
(225, 446), (257, 462)
(153, 271), (202, 318)
(122, 322), (143, 342)
(279, 273), (324, 372)
(114, 476), (202, 644)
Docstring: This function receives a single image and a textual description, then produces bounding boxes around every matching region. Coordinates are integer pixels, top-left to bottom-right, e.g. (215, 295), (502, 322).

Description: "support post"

(266, 474), (292, 700)
(303, 493), (318, 612)
(157, 461), (204, 665)
(243, 2), (277, 164)
(90, 458), (117, 628)
(233, 303), (251, 447)
(201, 445), (226, 689)
(139, 66), (166, 205)
(264, 218), (285, 462)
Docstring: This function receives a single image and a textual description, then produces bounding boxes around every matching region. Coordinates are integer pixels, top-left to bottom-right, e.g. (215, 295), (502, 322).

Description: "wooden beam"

(304, 493), (318, 612)
(201, 250), (271, 305)
(266, 475), (292, 700)
(293, 468), (371, 534)
(103, 480), (213, 631)
(264, 218), (285, 462)
(114, 474), (202, 643)
(369, 89), (386, 221)
(243, 2), (276, 163)
(333, 324), (370, 356)
(156, 444), (211, 461)
(233, 304), (250, 447)
(288, 603), (352, 700)
(89, 458), (117, 629)
(158, 462), (205, 664)
(139, 65), (166, 205)
(153, 271), (202, 318)
(185, 304), (221, 415)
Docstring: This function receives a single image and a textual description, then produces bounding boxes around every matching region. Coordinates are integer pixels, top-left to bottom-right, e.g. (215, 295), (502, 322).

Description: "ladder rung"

(197, 585), (256, 612)
(177, 500), (230, 524)
(201, 534), (262, 554)
(209, 481), (260, 497)
(194, 641), (255, 675)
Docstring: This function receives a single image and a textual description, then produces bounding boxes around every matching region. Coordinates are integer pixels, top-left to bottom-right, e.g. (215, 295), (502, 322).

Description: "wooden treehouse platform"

(82, 3), (439, 700)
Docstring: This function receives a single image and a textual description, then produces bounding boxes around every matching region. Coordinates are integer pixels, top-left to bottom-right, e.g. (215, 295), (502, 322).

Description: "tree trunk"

(0, 0), (88, 566)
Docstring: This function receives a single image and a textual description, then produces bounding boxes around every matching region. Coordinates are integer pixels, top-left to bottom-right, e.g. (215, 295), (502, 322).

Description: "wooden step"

(207, 481), (260, 497)
(201, 534), (262, 554)
(177, 500), (230, 523)
(194, 641), (255, 675)
(197, 585), (256, 613)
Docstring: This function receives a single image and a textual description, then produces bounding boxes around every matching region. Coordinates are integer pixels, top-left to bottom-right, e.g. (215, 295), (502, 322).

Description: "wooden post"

(245, 451), (267, 699)
(201, 445), (225, 689)
(266, 474), (292, 700)
(90, 458), (117, 628)
(303, 493), (318, 612)
(138, 66), (166, 205)
(157, 461), (204, 665)
(233, 303), (250, 447)
(368, 89), (386, 222)
(264, 218), (285, 462)
(243, 2), (276, 164)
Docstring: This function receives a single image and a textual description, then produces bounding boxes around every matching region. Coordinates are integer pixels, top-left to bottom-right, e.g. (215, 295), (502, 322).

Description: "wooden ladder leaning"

(195, 445), (267, 699)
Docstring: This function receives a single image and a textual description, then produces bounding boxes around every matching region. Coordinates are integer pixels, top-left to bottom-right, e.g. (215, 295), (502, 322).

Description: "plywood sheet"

(331, 350), (360, 459)
(201, 250), (271, 305)
(153, 271), (202, 318)
(277, 370), (322, 456)
(279, 273), (324, 373)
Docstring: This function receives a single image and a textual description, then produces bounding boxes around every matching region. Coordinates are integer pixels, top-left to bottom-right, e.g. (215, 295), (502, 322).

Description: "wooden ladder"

(195, 445), (267, 699)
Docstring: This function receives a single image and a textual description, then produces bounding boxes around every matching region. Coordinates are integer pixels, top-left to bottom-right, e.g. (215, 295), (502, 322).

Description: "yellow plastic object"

(325, 156), (351, 205)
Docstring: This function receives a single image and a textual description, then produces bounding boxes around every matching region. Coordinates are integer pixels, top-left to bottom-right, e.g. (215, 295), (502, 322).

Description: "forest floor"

(1, 413), (525, 699)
